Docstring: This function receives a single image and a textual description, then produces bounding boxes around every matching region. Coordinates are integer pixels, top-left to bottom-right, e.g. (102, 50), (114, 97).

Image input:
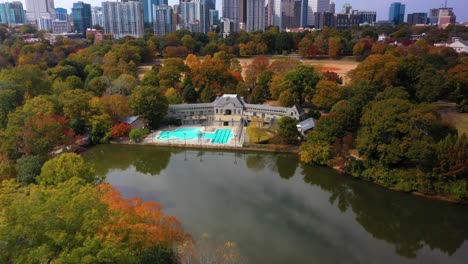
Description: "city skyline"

(16, 0), (468, 22)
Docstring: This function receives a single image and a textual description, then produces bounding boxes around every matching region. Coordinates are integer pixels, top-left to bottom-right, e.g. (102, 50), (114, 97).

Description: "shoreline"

(105, 141), (461, 204)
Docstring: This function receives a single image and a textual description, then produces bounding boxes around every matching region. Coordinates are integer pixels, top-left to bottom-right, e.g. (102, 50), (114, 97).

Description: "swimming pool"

(157, 127), (233, 144)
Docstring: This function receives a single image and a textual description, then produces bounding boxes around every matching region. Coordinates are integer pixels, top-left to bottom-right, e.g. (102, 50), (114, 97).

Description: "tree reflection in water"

(300, 163), (468, 258)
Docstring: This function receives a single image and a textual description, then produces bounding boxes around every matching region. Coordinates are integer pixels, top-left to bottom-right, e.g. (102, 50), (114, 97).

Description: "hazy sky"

(17, 0), (468, 22)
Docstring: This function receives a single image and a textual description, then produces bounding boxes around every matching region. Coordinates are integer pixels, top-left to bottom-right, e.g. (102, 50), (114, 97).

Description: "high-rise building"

(139, 0), (167, 26)
(388, 2), (405, 25)
(314, 11), (334, 29)
(272, 0), (281, 28)
(102, 0), (144, 39)
(429, 8), (439, 25)
(179, 0), (213, 33)
(342, 3), (351, 15)
(223, 0), (240, 31)
(281, 0), (296, 29)
(300, 0), (308, 27)
(329, 1), (335, 13)
(239, 0), (247, 24)
(172, 4), (180, 31)
(209, 9), (219, 27)
(153, 4), (172, 36)
(55, 7), (67, 21)
(306, 0), (329, 26)
(91, 6), (103, 27)
(407, 13), (428, 25)
(354, 11), (376, 24)
(25, 0), (56, 28)
(72, 2), (92, 35)
(0, 1), (25, 25)
(437, 8), (456, 29)
(246, 0), (265, 31)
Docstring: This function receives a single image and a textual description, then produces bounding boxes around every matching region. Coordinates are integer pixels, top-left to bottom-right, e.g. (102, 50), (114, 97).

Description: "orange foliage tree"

(98, 183), (189, 250)
(111, 123), (132, 138)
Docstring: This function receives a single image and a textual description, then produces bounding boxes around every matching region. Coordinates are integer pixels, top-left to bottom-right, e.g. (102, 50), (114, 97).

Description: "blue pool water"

(157, 127), (233, 144)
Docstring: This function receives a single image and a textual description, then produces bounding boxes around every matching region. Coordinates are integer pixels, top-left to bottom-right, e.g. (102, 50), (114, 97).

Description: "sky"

(16, 0), (468, 22)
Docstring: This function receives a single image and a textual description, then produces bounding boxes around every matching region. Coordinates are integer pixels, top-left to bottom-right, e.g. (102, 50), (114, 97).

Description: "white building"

(25, 0), (56, 29)
(167, 94), (304, 127)
(102, 1), (144, 39)
(435, 37), (468, 54)
(246, 0), (265, 31)
(52, 20), (69, 34)
(153, 4), (173, 37)
(91, 6), (103, 27)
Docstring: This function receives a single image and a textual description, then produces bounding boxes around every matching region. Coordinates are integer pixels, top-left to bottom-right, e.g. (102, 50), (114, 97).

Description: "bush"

(129, 128), (150, 142)
(111, 123), (132, 138)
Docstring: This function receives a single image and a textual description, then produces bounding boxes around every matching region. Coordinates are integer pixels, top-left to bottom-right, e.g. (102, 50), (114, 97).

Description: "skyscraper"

(72, 1), (92, 34)
(55, 7), (68, 21)
(388, 2), (405, 25)
(281, 0), (296, 29)
(91, 6), (103, 27)
(329, 2), (335, 13)
(102, 1), (144, 39)
(139, 0), (168, 25)
(0, 1), (25, 25)
(246, 0), (265, 31)
(25, 0), (56, 27)
(407, 13), (428, 26)
(223, 0), (240, 31)
(300, 0), (308, 27)
(153, 4), (173, 36)
(306, 0), (329, 26)
(437, 8), (456, 29)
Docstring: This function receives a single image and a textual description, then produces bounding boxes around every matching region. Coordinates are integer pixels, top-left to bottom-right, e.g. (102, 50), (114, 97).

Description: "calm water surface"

(85, 145), (468, 264)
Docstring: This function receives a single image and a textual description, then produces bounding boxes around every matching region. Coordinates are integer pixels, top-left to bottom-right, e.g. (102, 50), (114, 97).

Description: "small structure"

(121, 116), (147, 129)
(297, 118), (315, 135)
(435, 37), (468, 54)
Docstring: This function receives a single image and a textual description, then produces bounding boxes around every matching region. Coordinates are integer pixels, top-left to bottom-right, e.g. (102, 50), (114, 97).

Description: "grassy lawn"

(246, 126), (274, 143)
(434, 103), (468, 136)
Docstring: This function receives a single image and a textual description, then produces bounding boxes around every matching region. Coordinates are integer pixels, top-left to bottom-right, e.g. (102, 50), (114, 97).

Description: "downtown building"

(153, 4), (173, 36)
(91, 6), (104, 27)
(139, 0), (167, 26)
(25, 0), (56, 30)
(102, 0), (144, 39)
(222, 0), (240, 31)
(246, 0), (265, 31)
(179, 0), (214, 34)
(0, 1), (25, 25)
(305, 0), (329, 27)
(407, 13), (428, 26)
(388, 2), (405, 25)
(72, 1), (92, 35)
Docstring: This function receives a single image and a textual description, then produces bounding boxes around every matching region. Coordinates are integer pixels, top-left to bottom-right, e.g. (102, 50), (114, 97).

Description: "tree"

(111, 123), (132, 138)
(328, 37), (342, 59)
(278, 90), (295, 107)
(350, 54), (398, 87)
(283, 65), (321, 105)
(23, 113), (75, 156)
(89, 114), (112, 144)
(183, 83), (198, 103)
(158, 58), (187, 89)
(110, 74), (138, 95)
(86, 76), (110, 96)
(299, 131), (332, 165)
(15, 155), (46, 186)
(141, 70), (160, 87)
(0, 65), (51, 101)
(165, 88), (183, 104)
(312, 80), (344, 111)
(276, 116), (300, 144)
(129, 128), (150, 142)
(99, 94), (131, 123)
(129, 86), (169, 129)
(58, 89), (92, 133)
(0, 89), (16, 128)
(37, 153), (98, 185)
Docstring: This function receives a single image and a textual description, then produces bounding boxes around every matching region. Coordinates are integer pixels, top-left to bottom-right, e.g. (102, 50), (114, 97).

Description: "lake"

(85, 144), (468, 264)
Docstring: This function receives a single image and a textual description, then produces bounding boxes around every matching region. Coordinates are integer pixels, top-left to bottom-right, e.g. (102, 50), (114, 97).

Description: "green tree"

(312, 80), (344, 111)
(37, 153), (98, 186)
(0, 65), (51, 101)
(300, 131), (332, 165)
(129, 128), (150, 142)
(15, 155), (46, 186)
(0, 89), (16, 128)
(283, 65), (320, 105)
(276, 116), (300, 144)
(278, 90), (295, 107)
(129, 86), (168, 129)
(89, 114), (112, 144)
(111, 74), (138, 95)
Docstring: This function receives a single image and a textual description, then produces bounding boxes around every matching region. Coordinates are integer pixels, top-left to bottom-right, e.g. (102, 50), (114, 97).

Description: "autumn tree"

(328, 37), (342, 59)
(165, 88), (183, 104)
(276, 116), (300, 144)
(58, 89), (92, 133)
(129, 86), (169, 129)
(99, 94), (131, 123)
(312, 80), (344, 111)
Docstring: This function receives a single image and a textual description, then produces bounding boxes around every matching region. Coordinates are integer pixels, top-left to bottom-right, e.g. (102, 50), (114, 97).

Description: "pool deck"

(143, 126), (245, 148)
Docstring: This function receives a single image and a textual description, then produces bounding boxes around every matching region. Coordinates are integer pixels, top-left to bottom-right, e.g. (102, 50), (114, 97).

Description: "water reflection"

(301, 164), (468, 258)
(85, 145), (468, 263)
